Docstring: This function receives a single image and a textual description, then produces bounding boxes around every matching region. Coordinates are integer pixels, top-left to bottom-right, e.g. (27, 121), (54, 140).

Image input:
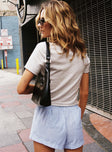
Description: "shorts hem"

(30, 135), (84, 150)
(64, 142), (84, 150)
(30, 135), (64, 150)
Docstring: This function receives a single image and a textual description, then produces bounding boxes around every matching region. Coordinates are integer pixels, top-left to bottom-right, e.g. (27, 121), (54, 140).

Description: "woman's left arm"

(79, 73), (89, 119)
(17, 69), (35, 94)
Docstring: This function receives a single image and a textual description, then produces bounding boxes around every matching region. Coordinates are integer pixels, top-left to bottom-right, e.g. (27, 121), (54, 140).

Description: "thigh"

(64, 146), (83, 152)
(33, 141), (55, 152)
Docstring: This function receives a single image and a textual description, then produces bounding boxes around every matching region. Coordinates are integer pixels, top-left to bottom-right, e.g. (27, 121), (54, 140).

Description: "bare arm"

(79, 73), (89, 119)
(17, 69), (35, 94)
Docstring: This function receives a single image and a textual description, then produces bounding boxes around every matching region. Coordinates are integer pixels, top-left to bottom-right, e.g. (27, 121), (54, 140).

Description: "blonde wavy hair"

(36, 0), (86, 60)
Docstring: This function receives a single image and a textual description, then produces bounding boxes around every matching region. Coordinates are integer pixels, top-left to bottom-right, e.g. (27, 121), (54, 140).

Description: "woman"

(17, 0), (90, 152)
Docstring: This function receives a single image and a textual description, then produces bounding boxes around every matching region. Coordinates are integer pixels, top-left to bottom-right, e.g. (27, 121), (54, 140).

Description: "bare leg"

(64, 146), (83, 152)
(33, 141), (55, 152)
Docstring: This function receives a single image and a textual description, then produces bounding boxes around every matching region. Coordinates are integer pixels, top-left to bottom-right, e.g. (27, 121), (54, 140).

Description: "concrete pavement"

(0, 69), (112, 152)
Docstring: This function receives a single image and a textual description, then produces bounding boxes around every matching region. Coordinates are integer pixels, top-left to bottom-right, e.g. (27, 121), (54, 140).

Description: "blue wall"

(0, 16), (21, 68)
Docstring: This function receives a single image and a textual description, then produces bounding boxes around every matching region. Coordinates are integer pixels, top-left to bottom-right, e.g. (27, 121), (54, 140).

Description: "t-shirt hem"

(51, 102), (79, 107)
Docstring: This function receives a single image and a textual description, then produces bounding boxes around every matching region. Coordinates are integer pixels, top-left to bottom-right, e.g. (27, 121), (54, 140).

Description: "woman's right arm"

(79, 73), (89, 119)
(17, 69), (35, 94)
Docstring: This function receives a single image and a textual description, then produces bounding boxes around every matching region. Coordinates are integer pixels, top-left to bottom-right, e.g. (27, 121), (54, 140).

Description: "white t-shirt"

(25, 42), (90, 106)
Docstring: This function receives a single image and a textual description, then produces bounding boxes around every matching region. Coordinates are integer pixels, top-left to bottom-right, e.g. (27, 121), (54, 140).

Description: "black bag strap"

(45, 42), (50, 76)
(46, 42), (50, 63)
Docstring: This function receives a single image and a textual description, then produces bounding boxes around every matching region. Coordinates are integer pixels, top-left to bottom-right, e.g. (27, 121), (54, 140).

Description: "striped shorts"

(30, 105), (84, 150)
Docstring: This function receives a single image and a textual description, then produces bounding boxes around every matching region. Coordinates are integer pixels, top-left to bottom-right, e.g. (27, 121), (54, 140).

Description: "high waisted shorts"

(30, 105), (84, 150)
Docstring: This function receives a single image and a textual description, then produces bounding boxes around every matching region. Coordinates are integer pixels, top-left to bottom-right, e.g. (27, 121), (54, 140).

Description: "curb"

(82, 111), (112, 152)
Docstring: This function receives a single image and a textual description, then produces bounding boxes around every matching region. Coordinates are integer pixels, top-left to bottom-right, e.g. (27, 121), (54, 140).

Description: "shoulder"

(35, 41), (46, 50)
(33, 41), (46, 56)
(83, 54), (90, 66)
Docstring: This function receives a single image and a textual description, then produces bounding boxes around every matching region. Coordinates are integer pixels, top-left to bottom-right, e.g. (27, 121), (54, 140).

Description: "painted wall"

(0, 16), (21, 68)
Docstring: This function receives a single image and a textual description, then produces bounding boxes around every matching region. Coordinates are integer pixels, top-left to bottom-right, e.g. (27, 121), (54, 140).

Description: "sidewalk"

(0, 69), (112, 152)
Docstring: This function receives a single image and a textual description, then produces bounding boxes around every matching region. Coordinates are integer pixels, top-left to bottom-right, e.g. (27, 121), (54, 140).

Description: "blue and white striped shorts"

(30, 105), (84, 150)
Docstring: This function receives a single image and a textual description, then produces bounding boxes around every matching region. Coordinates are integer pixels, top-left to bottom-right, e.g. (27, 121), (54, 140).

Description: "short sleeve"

(83, 55), (90, 73)
(25, 42), (46, 75)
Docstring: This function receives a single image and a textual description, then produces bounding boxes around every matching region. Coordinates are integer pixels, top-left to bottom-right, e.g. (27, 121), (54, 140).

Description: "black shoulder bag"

(31, 42), (51, 106)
